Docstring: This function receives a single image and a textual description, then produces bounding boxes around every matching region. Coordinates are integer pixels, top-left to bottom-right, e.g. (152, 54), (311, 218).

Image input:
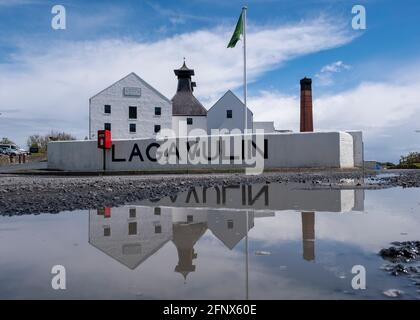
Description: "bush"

(399, 152), (420, 166)
(27, 131), (76, 153)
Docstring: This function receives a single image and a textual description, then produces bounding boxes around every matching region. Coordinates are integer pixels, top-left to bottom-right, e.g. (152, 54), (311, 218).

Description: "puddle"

(0, 183), (419, 299)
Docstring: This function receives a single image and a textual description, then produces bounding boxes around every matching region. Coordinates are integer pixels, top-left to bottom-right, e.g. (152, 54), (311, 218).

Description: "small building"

(89, 72), (172, 140)
(207, 90), (253, 134)
(253, 121), (276, 133)
(171, 62), (207, 136)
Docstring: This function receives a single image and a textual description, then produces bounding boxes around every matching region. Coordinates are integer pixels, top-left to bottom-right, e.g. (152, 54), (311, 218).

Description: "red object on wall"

(97, 207), (111, 218)
(300, 77), (314, 132)
(97, 130), (112, 149)
(104, 207), (111, 218)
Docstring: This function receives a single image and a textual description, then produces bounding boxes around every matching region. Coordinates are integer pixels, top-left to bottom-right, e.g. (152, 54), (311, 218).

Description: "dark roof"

(172, 91), (207, 116)
(172, 61), (207, 116)
(178, 61), (194, 72)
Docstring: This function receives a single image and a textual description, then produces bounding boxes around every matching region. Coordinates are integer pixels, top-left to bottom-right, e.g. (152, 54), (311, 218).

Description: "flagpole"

(243, 6), (247, 134)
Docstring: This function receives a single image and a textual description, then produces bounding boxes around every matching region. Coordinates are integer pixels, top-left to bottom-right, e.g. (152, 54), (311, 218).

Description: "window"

(155, 107), (161, 116)
(104, 105), (111, 114)
(154, 125), (161, 133)
(227, 220), (234, 229)
(129, 208), (136, 218)
(226, 110), (233, 119)
(104, 227), (111, 237)
(154, 207), (161, 215)
(155, 225), (162, 234)
(128, 222), (137, 235)
(129, 123), (136, 133)
(129, 106), (137, 119)
(187, 215), (193, 223)
(187, 118), (193, 125)
(104, 123), (111, 131)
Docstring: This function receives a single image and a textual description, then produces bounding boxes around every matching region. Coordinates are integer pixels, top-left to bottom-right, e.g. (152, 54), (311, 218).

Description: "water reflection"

(2, 183), (420, 299)
(89, 183), (365, 278)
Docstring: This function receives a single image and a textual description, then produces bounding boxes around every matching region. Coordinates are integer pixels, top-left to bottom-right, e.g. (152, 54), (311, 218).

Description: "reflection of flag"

(227, 11), (244, 48)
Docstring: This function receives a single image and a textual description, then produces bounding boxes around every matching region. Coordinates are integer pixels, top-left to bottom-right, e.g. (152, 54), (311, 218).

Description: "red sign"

(97, 130), (112, 149)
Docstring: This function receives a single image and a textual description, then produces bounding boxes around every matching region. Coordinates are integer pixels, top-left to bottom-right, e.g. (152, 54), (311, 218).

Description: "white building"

(171, 62), (207, 136)
(207, 90), (253, 134)
(89, 72), (172, 140)
(253, 121), (276, 133)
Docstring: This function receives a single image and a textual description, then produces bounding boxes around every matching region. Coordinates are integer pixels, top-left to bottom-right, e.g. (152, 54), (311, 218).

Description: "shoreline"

(0, 169), (419, 216)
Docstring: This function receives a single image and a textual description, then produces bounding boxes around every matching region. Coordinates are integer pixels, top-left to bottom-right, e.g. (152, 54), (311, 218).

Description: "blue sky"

(0, 0), (419, 161)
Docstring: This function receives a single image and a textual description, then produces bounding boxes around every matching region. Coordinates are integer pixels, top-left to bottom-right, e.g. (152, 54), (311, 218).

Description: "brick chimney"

(300, 77), (313, 132)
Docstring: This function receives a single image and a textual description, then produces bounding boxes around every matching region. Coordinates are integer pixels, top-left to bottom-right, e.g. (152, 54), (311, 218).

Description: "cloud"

(0, 0), (40, 6)
(0, 16), (354, 147)
(320, 60), (351, 73)
(315, 60), (351, 86)
(249, 75), (420, 161)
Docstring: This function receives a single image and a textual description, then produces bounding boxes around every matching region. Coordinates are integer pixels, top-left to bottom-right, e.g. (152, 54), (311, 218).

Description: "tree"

(399, 152), (420, 166)
(1, 137), (15, 145)
(26, 131), (76, 153)
(47, 131), (76, 142)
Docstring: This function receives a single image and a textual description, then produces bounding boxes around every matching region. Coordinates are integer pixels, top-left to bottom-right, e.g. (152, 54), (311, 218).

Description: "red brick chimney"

(300, 77), (313, 132)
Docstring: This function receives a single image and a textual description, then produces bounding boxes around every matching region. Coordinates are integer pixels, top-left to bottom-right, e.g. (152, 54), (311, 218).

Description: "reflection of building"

(173, 222), (207, 280)
(89, 206), (172, 269)
(141, 183), (365, 213)
(88, 183), (365, 277)
(207, 210), (255, 250)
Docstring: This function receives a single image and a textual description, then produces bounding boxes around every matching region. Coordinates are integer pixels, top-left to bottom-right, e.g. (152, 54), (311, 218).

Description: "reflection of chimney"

(301, 212), (315, 261)
(172, 222), (207, 281)
(300, 78), (313, 132)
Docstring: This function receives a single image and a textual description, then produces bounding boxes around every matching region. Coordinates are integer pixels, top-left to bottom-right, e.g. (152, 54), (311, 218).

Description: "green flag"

(227, 11), (244, 48)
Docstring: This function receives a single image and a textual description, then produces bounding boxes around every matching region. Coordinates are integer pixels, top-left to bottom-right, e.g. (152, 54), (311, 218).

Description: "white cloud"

(0, 16), (354, 146)
(249, 76), (420, 161)
(0, 0), (40, 6)
(315, 60), (351, 86)
(320, 60), (351, 73)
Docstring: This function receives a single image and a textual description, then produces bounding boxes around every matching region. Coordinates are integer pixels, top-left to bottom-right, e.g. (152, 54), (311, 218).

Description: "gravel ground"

(0, 169), (419, 215)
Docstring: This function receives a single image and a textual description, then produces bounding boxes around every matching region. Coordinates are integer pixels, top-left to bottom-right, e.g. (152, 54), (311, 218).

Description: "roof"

(208, 90), (253, 115)
(172, 91), (207, 116)
(176, 61), (194, 73)
(89, 72), (171, 104)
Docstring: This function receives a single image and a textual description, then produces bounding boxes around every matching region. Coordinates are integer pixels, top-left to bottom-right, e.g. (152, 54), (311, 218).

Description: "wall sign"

(123, 87), (141, 97)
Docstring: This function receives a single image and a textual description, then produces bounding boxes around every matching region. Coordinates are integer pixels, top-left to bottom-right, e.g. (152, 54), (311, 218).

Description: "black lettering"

(111, 144), (126, 162)
(248, 185), (269, 206)
(222, 185), (240, 204)
(129, 144), (144, 162)
(251, 139), (268, 159)
(202, 186), (221, 204)
(146, 142), (159, 162)
(186, 188), (199, 203)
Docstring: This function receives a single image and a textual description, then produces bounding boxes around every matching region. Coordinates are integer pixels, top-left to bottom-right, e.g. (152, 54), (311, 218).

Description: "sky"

(0, 0), (419, 162)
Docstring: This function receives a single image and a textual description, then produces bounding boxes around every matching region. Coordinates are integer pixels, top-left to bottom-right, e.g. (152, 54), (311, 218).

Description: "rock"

(383, 289), (404, 298)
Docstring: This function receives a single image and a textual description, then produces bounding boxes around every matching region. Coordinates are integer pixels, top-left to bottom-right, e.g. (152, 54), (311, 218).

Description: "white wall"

(346, 131), (363, 167)
(253, 121), (275, 133)
(48, 131), (356, 172)
(140, 184), (364, 213)
(172, 116), (207, 136)
(207, 91), (253, 134)
(89, 73), (172, 140)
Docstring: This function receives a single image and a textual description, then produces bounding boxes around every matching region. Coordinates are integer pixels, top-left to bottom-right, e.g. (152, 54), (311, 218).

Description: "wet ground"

(0, 181), (419, 299)
(1, 170), (419, 215)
